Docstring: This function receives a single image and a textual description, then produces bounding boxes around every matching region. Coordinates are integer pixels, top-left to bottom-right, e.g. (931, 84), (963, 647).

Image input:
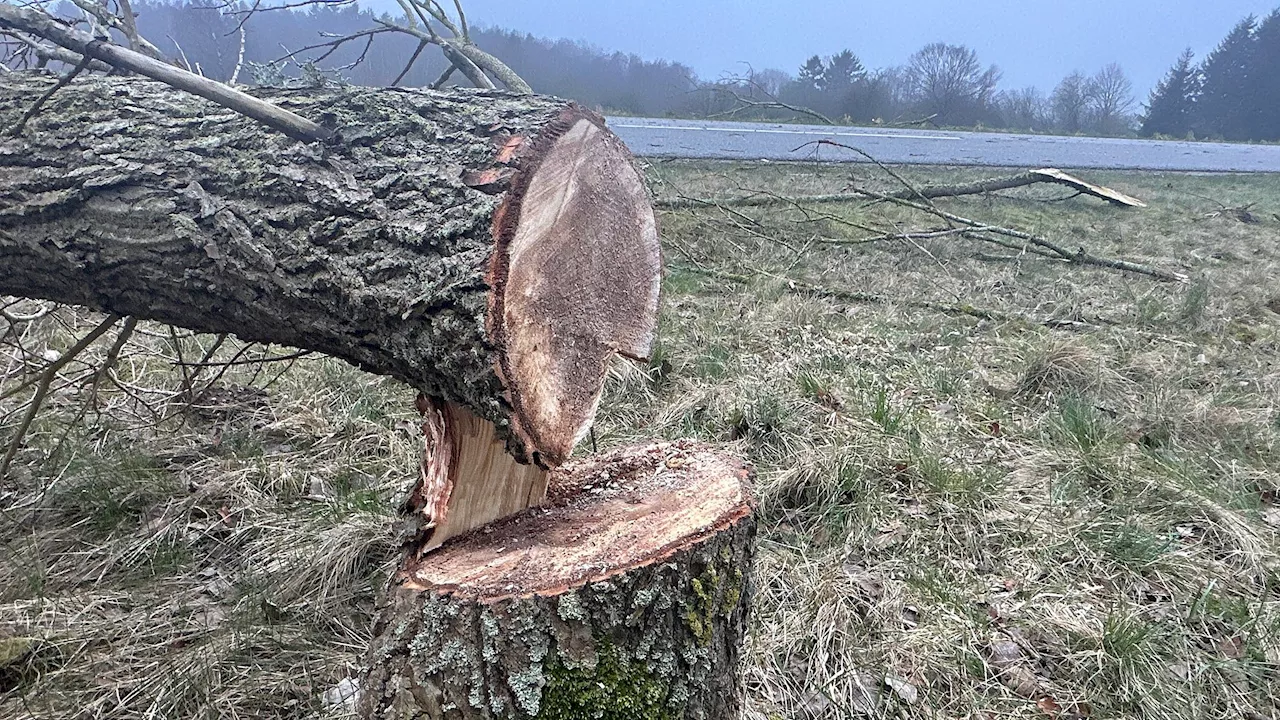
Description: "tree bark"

(361, 441), (757, 720)
(0, 72), (661, 469)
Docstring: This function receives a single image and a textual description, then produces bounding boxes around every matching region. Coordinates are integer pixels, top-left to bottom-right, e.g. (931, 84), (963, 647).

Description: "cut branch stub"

(362, 441), (757, 719)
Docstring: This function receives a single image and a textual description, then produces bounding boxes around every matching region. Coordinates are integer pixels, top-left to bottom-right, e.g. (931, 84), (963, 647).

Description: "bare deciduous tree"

(1086, 62), (1136, 135)
(905, 42), (1000, 125)
(994, 86), (1049, 130)
(1051, 70), (1090, 133)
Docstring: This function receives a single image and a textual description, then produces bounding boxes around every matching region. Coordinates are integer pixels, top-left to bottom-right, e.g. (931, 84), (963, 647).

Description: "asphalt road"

(606, 116), (1280, 172)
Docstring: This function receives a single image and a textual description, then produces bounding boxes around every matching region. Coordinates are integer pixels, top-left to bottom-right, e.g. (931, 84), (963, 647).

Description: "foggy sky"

(372, 0), (1279, 99)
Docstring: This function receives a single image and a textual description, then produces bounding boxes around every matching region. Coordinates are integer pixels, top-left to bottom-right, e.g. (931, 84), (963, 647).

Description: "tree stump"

(361, 441), (757, 720)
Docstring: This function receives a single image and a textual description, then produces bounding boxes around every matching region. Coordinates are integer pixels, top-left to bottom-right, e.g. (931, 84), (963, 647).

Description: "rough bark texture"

(360, 441), (757, 720)
(0, 72), (660, 463)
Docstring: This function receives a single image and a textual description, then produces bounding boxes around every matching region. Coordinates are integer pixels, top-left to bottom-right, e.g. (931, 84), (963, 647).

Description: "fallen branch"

(656, 168), (1146, 210)
(852, 187), (1185, 282)
(1, 314), (121, 482)
(705, 87), (834, 125)
(680, 264), (1020, 324)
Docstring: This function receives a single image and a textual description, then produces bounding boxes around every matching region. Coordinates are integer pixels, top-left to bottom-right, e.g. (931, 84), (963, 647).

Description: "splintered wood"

(1031, 168), (1147, 207)
(411, 397), (550, 553)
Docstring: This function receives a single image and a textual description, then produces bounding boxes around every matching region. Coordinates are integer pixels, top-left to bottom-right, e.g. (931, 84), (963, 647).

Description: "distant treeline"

(40, 2), (1280, 141)
(120, 1), (699, 117)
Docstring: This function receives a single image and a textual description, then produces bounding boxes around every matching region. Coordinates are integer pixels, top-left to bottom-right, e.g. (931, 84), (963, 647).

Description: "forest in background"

(38, 1), (1280, 141)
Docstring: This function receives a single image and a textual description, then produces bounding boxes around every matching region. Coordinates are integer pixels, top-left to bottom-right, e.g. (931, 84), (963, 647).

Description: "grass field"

(3, 162), (1280, 719)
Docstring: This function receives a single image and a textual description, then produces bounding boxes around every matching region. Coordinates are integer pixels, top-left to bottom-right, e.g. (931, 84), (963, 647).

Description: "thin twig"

(1, 315), (120, 482)
(428, 63), (455, 89)
(392, 39), (428, 86)
(7, 52), (91, 136)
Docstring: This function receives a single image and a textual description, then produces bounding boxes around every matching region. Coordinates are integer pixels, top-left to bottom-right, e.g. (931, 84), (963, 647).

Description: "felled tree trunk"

(1, 72), (759, 717)
(0, 72), (661, 534)
(361, 441), (757, 720)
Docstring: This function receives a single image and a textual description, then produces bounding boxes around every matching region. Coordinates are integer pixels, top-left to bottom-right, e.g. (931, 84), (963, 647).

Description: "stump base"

(360, 441), (756, 720)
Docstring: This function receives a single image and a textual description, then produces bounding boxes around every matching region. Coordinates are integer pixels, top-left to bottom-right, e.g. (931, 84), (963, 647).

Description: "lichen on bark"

(359, 513), (755, 720)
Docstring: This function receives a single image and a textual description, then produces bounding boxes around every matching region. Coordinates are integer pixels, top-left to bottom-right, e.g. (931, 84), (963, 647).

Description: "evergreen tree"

(1196, 16), (1258, 140)
(1248, 10), (1280, 140)
(797, 55), (826, 90)
(1141, 49), (1199, 137)
(823, 49), (866, 92)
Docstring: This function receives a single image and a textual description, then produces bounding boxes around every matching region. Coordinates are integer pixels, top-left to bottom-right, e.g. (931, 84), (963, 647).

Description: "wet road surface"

(606, 116), (1280, 172)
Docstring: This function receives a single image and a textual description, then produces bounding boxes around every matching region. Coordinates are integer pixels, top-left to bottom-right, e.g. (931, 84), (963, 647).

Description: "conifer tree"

(1141, 49), (1199, 137)
(1196, 16), (1258, 140)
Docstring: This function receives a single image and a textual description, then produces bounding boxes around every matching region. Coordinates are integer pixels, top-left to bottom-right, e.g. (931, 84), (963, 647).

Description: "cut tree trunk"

(0, 71), (662, 534)
(2, 72), (760, 717)
(361, 440), (757, 720)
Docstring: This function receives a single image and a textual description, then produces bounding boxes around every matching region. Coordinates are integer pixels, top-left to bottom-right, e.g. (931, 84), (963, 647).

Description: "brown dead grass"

(2, 162), (1280, 719)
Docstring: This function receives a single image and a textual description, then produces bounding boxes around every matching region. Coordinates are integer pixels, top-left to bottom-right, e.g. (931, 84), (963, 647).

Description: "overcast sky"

(382, 0), (1279, 99)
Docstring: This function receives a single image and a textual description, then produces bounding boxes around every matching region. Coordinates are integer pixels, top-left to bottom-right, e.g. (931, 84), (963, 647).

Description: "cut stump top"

(400, 441), (754, 602)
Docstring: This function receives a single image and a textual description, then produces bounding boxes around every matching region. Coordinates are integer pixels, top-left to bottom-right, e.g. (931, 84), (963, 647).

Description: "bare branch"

(657, 168), (1147, 210)
(852, 187), (1185, 282)
(228, 25), (245, 85)
(1, 314), (120, 482)
(451, 0), (470, 40)
(114, 0), (143, 53)
(0, 3), (333, 143)
(68, 0), (165, 60)
(428, 62), (455, 89)
(393, 39), (429, 86)
(705, 86), (833, 125)
(6, 50), (91, 136)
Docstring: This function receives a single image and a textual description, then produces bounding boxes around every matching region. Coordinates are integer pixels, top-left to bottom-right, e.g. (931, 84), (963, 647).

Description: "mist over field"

(413, 0), (1276, 98)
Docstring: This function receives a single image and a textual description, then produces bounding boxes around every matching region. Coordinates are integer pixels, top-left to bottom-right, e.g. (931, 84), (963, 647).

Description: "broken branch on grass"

(679, 263), (1019, 324)
(656, 168), (1147, 210)
(854, 187), (1184, 282)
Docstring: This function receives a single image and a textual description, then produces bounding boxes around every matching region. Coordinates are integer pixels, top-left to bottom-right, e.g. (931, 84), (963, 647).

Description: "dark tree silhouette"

(1248, 10), (1280, 140)
(1051, 71), (1089, 133)
(796, 55), (825, 90)
(1141, 49), (1199, 137)
(1196, 16), (1259, 140)
(1085, 62), (1136, 135)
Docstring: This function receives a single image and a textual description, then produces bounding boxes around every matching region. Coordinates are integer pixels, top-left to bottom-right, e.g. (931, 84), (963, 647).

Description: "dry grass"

(3, 162), (1280, 719)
